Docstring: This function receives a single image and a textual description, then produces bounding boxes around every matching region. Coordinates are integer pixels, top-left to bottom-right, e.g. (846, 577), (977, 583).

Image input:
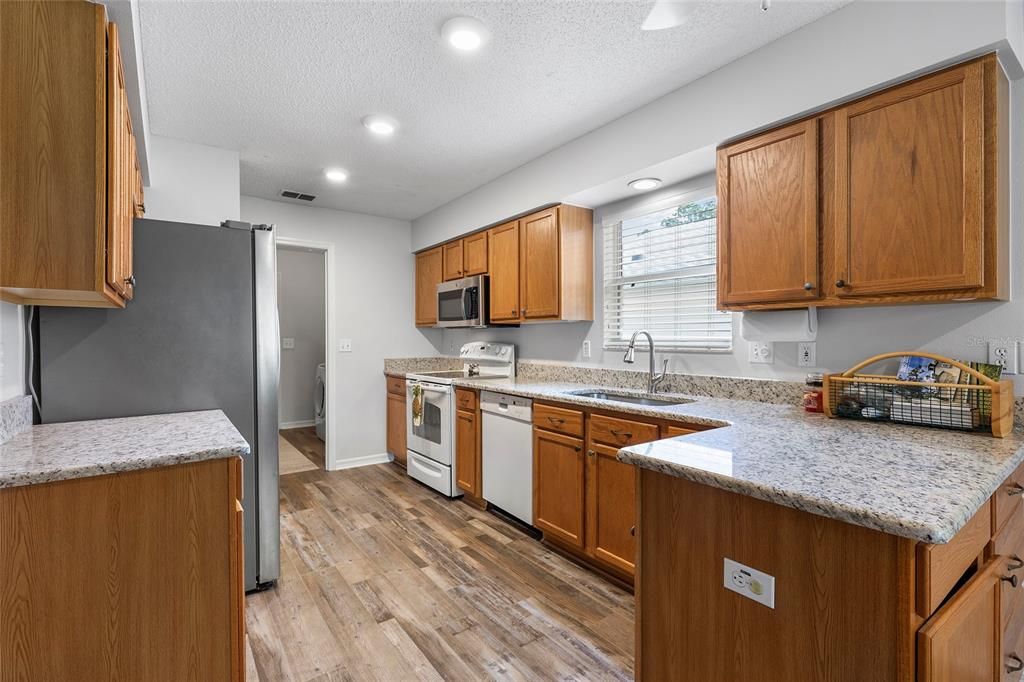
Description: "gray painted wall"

(277, 247), (326, 427)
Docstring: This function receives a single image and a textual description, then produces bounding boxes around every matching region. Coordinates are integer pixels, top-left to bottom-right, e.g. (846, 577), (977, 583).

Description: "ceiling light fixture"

(362, 115), (397, 136)
(628, 177), (662, 191)
(441, 17), (490, 51)
(324, 168), (348, 183)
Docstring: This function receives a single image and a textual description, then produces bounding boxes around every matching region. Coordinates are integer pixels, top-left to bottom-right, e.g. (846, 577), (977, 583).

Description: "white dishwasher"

(481, 391), (534, 525)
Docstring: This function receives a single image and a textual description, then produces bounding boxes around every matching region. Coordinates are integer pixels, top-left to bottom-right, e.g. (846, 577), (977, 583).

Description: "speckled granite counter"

(392, 368), (1024, 545)
(0, 410), (249, 489)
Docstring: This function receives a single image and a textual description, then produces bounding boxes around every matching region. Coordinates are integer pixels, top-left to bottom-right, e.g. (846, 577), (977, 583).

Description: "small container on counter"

(803, 373), (824, 413)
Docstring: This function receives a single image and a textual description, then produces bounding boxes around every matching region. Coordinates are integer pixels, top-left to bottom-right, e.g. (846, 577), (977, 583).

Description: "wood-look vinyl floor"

(245, 463), (634, 682)
(280, 426), (326, 470)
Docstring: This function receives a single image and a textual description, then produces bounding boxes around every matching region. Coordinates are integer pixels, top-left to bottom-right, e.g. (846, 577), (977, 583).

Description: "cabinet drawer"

(917, 499), (992, 618)
(590, 414), (659, 447)
(386, 375), (406, 396)
(455, 388), (477, 411)
(534, 403), (584, 438)
(993, 506), (1024, 635)
(663, 424), (699, 438)
(993, 461), (1024, 536)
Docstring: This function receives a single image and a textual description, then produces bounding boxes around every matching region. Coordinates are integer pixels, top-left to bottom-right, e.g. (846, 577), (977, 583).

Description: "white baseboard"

(279, 420), (315, 430)
(327, 453), (392, 471)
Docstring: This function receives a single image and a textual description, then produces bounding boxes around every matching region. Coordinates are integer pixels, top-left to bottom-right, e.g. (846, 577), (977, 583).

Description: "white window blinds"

(603, 194), (731, 351)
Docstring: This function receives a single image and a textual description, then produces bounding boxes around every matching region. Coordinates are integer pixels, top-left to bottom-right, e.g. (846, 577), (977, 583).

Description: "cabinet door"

(717, 119), (819, 306)
(414, 247), (443, 326)
(455, 409), (478, 496)
(105, 22), (129, 300)
(533, 428), (585, 548)
(443, 240), (464, 281)
(463, 232), (488, 276)
(386, 392), (407, 465)
(834, 61), (984, 297)
(918, 558), (1001, 682)
(520, 208), (560, 319)
(488, 221), (521, 323)
(121, 111), (135, 300)
(587, 443), (636, 576)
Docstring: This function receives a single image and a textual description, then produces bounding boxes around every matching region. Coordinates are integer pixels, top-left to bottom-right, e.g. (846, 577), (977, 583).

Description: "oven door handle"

(410, 383), (449, 395)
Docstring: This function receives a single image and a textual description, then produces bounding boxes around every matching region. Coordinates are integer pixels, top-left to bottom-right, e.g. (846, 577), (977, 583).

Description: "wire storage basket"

(823, 352), (1014, 438)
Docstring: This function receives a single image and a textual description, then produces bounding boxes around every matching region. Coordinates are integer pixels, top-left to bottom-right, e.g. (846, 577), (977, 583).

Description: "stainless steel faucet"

(623, 330), (669, 394)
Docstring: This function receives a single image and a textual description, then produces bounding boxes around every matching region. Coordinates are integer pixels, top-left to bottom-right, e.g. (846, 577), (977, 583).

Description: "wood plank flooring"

(280, 426), (326, 470)
(245, 463), (634, 681)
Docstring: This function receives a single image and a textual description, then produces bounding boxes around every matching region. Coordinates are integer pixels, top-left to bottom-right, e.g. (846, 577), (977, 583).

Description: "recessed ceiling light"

(441, 17), (490, 52)
(629, 177), (662, 191)
(324, 168), (348, 183)
(362, 115), (397, 136)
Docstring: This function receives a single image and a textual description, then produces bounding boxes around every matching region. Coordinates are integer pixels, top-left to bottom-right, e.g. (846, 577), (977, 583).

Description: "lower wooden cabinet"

(386, 376), (407, 466)
(0, 458), (244, 681)
(455, 407), (479, 496)
(587, 443), (637, 575)
(533, 428), (586, 549)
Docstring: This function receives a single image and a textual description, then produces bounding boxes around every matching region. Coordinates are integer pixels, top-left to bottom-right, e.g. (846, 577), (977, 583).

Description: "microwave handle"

(462, 287), (471, 320)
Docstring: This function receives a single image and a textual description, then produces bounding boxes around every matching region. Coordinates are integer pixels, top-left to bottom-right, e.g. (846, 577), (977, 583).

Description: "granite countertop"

(392, 370), (1024, 544)
(0, 410), (249, 489)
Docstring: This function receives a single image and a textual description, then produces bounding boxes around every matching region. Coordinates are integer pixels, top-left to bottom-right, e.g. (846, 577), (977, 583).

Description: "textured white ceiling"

(139, 0), (849, 220)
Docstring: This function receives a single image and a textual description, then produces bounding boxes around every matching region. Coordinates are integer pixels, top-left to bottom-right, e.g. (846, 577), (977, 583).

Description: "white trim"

(276, 236), (339, 471)
(332, 453), (393, 470)
(278, 419), (315, 429)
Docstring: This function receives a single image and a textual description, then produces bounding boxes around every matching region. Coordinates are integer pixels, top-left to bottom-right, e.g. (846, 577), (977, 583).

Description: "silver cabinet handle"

(126, 274), (136, 287)
(1009, 483), (1024, 496)
(547, 417), (565, 425)
(1002, 573), (1019, 589)
(803, 282), (814, 291)
(1007, 654), (1023, 673)
(574, 445), (581, 453)
(610, 429), (633, 439)
(629, 526), (636, 536)
(1009, 555), (1024, 571)
(587, 450), (595, 458)
(835, 279), (847, 288)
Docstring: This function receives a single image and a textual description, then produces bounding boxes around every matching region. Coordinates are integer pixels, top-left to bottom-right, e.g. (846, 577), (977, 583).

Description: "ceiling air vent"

(280, 190), (316, 201)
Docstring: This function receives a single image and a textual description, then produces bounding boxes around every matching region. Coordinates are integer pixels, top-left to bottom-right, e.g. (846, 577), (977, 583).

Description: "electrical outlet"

(281, 337), (295, 350)
(339, 339), (352, 353)
(582, 340), (591, 360)
(988, 340), (1018, 375)
(724, 558), (775, 609)
(748, 341), (774, 364)
(797, 342), (816, 367)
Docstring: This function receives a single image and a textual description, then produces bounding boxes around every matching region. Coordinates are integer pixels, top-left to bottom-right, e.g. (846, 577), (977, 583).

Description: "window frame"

(601, 185), (732, 353)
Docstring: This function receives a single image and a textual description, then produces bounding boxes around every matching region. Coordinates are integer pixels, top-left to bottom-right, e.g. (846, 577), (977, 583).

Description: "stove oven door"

(406, 380), (453, 465)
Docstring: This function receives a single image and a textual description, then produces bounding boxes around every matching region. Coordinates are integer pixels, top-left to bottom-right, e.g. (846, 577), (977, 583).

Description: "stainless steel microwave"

(437, 275), (488, 328)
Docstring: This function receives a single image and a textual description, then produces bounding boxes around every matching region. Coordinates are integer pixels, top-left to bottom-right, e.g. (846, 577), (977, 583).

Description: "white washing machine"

(314, 363), (326, 441)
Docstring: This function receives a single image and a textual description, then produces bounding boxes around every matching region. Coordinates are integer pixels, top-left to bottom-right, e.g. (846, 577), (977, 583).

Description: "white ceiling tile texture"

(139, 0), (848, 219)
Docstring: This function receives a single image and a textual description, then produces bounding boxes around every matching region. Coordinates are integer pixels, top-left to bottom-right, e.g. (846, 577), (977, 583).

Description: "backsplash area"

(0, 395), (32, 444)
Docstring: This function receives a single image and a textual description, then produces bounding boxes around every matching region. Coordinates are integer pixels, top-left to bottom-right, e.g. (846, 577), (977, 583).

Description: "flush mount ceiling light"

(629, 177), (662, 191)
(324, 168), (348, 183)
(362, 115), (397, 136)
(441, 16), (490, 51)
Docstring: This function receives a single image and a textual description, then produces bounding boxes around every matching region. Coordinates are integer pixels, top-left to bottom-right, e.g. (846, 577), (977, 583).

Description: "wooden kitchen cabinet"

(488, 220), (521, 323)
(386, 376), (407, 466)
(0, 1), (142, 308)
(463, 231), (488, 276)
(533, 428), (586, 549)
(717, 53), (1007, 311)
(717, 119), (819, 306)
(520, 207), (561, 318)
(415, 247), (443, 326)
(0, 458), (244, 681)
(587, 442), (637, 575)
(443, 240), (465, 281)
(455, 407), (479, 496)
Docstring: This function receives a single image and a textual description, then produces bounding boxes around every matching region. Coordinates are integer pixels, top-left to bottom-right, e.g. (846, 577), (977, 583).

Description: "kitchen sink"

(566, 390), (692, 407)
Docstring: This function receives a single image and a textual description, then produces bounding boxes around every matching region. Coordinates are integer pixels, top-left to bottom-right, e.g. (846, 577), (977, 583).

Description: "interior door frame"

(276, 236), (336, 470)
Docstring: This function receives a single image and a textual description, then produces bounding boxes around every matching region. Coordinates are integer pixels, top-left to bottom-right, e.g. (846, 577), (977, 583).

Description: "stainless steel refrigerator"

(38, 218), (281, 591)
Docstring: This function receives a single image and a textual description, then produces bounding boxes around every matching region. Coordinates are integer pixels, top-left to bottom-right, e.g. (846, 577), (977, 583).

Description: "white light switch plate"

(724, 558), (775, 609)
(582, 340), (591, 359)
(797, 342), (816, 367)
(748, 341), (774, 364)
(281, 337), (295, 350)
(339, 339), (353, 353)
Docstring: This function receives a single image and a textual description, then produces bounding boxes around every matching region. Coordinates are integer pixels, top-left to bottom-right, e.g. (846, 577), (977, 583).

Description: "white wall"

(412, 0), (1021, 250)
(145, 135), (240, 226)
(442, 73), (1024, 392)
(0, 302), (25, 401)
(241, 196), (440, 468)
(277, 247), (326, 427)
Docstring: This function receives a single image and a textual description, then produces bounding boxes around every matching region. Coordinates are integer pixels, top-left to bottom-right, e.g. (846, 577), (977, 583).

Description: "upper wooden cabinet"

(443, 240), (464, 281)
(717, 54), (1007, 311)
(414, 247), (443, 326)
(717, 119), (819, 306)
(488, 220), (521, 323)
(0, 1), (143, 308)
(463, 231), (488, 276)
